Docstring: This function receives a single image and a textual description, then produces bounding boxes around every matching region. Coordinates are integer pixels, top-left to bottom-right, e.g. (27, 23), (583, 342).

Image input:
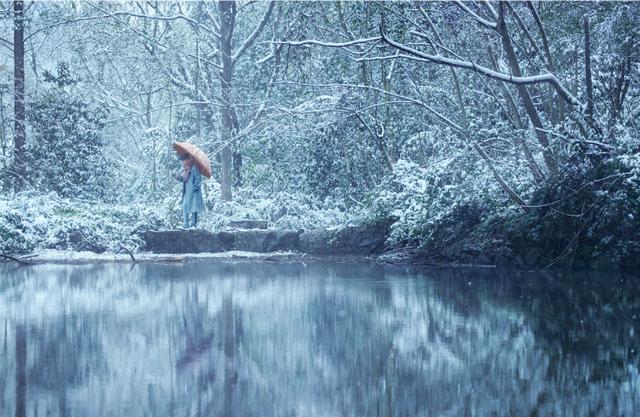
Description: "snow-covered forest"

(0, 1), (639, 269)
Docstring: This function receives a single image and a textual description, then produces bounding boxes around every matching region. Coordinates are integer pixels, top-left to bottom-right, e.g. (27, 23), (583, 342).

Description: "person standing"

(175, 154), (205, 228)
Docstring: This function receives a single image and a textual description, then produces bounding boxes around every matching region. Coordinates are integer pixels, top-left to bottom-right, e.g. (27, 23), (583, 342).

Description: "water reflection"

(0, 261), (638, 416)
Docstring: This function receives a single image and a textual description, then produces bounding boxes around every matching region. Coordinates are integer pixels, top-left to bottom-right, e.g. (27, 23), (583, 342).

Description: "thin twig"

(523, 171), (631, 209)
(544, 202), (586, 269)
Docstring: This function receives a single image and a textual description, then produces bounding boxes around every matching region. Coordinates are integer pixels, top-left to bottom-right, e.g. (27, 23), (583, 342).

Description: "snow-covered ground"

(0, 192), (361, 256)
(8, 249), (304, 264)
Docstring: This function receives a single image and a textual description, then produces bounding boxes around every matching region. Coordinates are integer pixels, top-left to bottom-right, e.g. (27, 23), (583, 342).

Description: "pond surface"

(0, 260), (639, 417)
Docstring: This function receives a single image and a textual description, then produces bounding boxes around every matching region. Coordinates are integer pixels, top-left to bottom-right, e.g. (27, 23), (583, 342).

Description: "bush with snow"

(367, 152), (506, 248)
(0, 188), (362, 256)
(26, 64), (112, 199)
(0, 193), (167, 255)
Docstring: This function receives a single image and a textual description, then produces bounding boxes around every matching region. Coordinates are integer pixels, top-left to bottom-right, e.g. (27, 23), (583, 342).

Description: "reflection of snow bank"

(20, 249), (302, 264)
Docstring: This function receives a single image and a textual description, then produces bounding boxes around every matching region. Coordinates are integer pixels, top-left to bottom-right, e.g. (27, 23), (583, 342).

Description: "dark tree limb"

(496, 3), (558, 177)
(421, 9), (528, 210)
(487, 46), (545, 183)
(377, 31), (581, 108)
(232, 1), (275, 61)
(473, 143), (529, 209)
(526, 1), (555, 72)
(526, 0), (564, 123)
(584, 15), (594, 125)
(505, 2), (541, 58)
(0, 253), (28, 264)
(119, 245), (136, 263)
(354, 112), (393, 171)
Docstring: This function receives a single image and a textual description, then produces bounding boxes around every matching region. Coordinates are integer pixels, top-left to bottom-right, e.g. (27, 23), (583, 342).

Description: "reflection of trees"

(305, 280), (395, 416)
(15, 325), (25, 417)
(26, 314), (106, 417)
(223, 295), (236, 417)
(29, 314), (105, 390)
(432, 269), (640, 381)
(176, 287), (216, 370)
(513, 273), (640, 380)
(172, 289), (242, 417)
(419, 269), (640, 416)
(1, 262), (640, 416)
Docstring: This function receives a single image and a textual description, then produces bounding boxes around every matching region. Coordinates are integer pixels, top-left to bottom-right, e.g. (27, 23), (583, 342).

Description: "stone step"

(142, 223), (390, 255)
(227, 219), (268, 230)
(143, 230), (297, 254)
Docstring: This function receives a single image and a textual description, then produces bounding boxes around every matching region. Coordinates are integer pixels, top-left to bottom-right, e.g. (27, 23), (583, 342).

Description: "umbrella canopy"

(173, 142), (212, 178)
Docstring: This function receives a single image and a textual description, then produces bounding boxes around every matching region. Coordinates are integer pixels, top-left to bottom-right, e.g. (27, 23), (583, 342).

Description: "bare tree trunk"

(232, 150), (242, 187)
(422, 6), (528, 208)
(13, 0), (26, 192)
(336, 1), (392, 167)
(218, 0), (235, 201)
(525, 1), (564, 123)
(584, 15), (594, 127)
(487, 47), (545, 183)
(610, 59), (630, 125)
(383, 61), (396, 164)
(354, 113), (393, 171)
(497, 2), (558, 178)
(0, 89), (7, 190)
(452, 69), (528, 209)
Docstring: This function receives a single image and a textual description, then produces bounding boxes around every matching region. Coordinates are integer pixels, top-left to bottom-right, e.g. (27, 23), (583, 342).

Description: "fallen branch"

(119, 245), (137, 263)
(0, 253), (28, 264)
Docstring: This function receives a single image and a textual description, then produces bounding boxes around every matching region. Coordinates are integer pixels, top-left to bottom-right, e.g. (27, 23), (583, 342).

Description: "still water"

(0, 260), (638, 417)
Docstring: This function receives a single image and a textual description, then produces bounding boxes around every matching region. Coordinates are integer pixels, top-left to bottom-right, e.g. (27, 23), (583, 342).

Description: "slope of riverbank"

(2, 184), (639, 271)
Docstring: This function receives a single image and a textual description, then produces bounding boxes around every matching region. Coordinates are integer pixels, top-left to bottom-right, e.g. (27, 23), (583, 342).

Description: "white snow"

(18, 249), (302, 264)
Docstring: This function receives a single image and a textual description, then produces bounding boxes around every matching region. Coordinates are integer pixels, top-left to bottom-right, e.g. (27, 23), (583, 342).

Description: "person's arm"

(192, 168), (202, 192)
(175, 169), (185, 182)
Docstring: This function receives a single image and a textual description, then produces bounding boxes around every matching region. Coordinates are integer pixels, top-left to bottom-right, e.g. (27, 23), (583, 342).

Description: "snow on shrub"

(0, 193), (167, 255)
(0, 187), (363, 256)
(199, 185), (358, 231)
(367, 156), (508, 249)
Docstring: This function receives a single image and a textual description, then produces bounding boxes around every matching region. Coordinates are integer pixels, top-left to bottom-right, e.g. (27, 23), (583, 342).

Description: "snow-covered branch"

(276, 81), (464, 133)
(274, 36), (382, 49)
(453, 0), (497, 29)
(481, 0), (498, 20)
(101, 10), (220, 37)
(379, 31), (583, 108)
(233, 1), (275, 61)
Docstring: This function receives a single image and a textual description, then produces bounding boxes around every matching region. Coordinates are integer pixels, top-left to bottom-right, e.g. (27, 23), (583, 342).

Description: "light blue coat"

(177, 167), (205, 214)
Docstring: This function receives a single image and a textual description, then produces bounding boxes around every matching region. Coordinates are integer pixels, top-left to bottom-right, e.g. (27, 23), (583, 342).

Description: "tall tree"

(218, 0), (236, 201)
(13, 0), (25, 191)
(217, 0), (275, 200)
(131, 0), (276, 201)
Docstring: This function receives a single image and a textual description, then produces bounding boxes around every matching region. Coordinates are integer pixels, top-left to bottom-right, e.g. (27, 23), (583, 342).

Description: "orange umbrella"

(173, 142), (212, 178)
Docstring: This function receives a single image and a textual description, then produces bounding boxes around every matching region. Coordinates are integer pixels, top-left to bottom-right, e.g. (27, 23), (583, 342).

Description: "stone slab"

(143, 222), (390, 255)
(228, 220), (269, 230)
